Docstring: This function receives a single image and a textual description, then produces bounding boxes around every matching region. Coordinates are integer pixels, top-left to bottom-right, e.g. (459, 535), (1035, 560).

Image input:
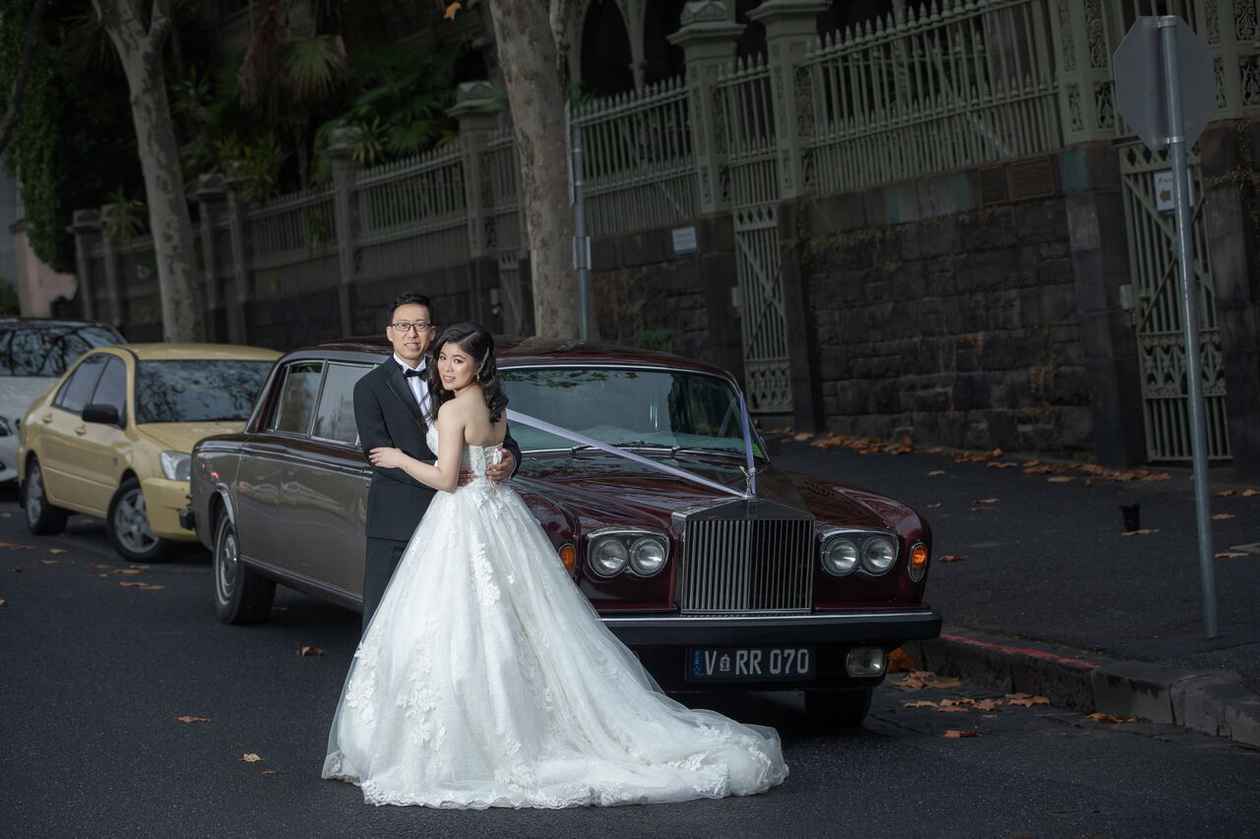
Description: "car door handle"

(74, 426), (87, 436)
(41, 414), (52, 424)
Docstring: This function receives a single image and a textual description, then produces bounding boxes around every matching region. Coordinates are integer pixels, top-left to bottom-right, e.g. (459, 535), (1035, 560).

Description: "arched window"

(580, 0), (636, 96)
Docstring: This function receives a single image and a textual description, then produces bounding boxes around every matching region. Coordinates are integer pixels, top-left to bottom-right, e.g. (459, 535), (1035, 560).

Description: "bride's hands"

(369, 447), (408, 470)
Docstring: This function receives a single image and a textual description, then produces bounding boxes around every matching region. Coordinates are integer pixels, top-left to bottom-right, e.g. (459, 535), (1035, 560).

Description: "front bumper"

(139, 478), (198, 542)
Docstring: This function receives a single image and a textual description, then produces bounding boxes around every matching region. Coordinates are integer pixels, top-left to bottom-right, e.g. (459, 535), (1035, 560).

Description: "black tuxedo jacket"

(353, 358), (522, 541)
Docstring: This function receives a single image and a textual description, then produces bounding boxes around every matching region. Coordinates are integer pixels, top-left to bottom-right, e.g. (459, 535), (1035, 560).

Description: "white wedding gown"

(322, 427), (788, 808)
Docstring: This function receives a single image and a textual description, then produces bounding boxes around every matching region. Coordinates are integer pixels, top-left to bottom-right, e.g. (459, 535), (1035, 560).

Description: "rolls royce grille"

(681, 510), (816, 614)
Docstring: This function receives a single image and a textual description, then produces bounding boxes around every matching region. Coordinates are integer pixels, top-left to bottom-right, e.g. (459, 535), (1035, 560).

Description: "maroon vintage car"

(187, 337), (941, 726)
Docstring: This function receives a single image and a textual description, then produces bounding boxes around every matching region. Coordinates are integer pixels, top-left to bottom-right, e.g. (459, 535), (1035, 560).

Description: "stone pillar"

(97, 204), (125, 330)
(326, 127), (361, 338)
(1060, 143), (1146, 466)
(222, 175), (252, 344)
(450, 81), (504, 328)
(749, 0), (826, 201)
(1201, 123), (1260, 480)
(68, 210), (101, 322)
(194, 175), (226, 342)
(669, 1), (744, 216)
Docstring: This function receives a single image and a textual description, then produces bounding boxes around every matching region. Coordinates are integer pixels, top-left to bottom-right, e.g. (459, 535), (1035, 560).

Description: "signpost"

(1113, 17), (1219, 638)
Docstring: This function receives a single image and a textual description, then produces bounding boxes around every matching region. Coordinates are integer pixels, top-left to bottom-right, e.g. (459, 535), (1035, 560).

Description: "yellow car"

(17, 343), (281, 562)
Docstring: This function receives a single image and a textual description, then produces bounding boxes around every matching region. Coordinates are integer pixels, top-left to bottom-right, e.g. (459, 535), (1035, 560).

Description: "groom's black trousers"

(363, 537), (409, 630)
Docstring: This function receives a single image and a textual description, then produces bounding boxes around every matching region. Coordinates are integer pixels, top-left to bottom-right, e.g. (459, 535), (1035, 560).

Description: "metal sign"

(1113, 16), (1219, 639)
(1113, 16), (1215, 151)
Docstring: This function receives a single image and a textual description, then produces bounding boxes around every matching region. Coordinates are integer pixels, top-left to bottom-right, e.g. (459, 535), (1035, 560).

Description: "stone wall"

(799, 181), (1095, 455)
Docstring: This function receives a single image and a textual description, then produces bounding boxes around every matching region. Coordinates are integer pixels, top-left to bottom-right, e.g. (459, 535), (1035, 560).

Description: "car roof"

(109, 343), (283, 361)
(306, 335), (732, 378)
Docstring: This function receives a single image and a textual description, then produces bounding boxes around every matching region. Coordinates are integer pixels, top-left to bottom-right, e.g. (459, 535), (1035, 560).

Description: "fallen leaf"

(298, 644), (324, 657)
(1023, 465), (1054, 475)
(176, 715), (210, 724)
(40, 559), (60, 565)
(926, 502), (943, 509)
(141, 584), (164, 591)
(1215, 551), (1250, 560)
(986, 461), (1019, 469)
(114, 568), (143, 576)
(241, 753), (263, 763)
(1212, 513), (1235, 520)
(928, 470), (946, 477)
(896, 671), (962, 690)
(0, 542), (35, 550)
(973, 698), (1004, 712)
(792, 432), (812, 442)
(1005, 693), (1050, 707)
(443, 1), (462, 20)
(976, 498), (999, 505)
(1121, 528), (1159, 536)
(1216, 489), (1238, 497)
(1242, 489), (1259, 497)
(260, 769), (278, 776)
(1088, 712), (1134, 724)
(904, 700), (939, 709)
(1047, 476), (1073, 484)
(119, 581), (147, 588)
(939, 554), (966, 563)
(48, 548), (67, 555)
(943, 729), (979, 739)
(886, 647), (915, 673)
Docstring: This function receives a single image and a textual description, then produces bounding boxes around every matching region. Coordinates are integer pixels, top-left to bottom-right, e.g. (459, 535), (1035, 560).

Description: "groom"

(353, 292), (521, 628)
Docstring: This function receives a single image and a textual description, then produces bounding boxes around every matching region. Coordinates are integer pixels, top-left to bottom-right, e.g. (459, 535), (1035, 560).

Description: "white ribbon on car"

(505, 409), (751, 500)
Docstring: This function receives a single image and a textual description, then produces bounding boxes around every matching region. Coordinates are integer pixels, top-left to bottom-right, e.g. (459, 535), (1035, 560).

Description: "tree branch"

(0, 0), (50, 156)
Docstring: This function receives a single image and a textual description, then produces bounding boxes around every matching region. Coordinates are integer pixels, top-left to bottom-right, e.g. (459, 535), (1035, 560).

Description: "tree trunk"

(95, 0), (203, 342)
(485, 0), (578, 339)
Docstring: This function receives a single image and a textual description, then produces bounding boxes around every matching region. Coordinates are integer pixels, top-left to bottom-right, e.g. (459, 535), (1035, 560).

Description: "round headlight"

(629, 537), (667, 576)
(862, 536), (897, 574)
(589, 537), (629, 578)
(822, 537), (859, 576)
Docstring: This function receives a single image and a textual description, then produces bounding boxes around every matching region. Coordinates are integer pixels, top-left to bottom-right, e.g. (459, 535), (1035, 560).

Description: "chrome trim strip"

(601, 609), (938, 626)
(240, 554), (360, 609)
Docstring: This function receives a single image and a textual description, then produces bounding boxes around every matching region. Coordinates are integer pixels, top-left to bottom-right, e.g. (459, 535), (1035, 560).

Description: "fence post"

(222, 175), (252, 344)
(749, 0), (826, 201)
(69, 210), (101, 322)
(326, 127), (361, 338)
(97, 204), (124, 330)
(194, 174), (226, 342)
(450, 81), (504, 327)
(669, 1), (745, 216)
(1050, 0), (1120, 143)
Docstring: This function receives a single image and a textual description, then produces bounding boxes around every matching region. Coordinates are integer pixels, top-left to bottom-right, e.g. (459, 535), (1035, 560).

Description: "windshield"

(499, 367), (762, 457)
(0, 324), (123, 378)
(135, 360), (275, 424)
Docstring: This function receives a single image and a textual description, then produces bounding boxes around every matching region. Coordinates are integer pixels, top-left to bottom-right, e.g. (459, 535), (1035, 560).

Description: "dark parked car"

(187, 337), (941, 726)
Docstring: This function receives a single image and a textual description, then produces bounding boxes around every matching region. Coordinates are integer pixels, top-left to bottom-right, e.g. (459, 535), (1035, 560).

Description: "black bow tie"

(403, 368), (425, 378)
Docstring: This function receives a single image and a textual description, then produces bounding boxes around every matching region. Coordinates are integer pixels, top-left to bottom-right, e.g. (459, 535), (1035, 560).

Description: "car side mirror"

(82, 403), (121, 427)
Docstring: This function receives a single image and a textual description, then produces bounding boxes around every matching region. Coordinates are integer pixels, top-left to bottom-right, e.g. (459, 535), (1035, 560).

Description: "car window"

(272, 361), (324, 435)
(0, 324), (123, 377)
(134, 360), (274, 424)
(54, 354), (109, 414)
(90, 357), (128, 421)
(311, 363), (368, 445)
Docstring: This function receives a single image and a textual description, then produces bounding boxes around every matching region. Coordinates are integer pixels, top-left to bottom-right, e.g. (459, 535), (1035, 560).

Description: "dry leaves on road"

(976, 498), (999, 505)
(0, 542), (35, 550)
(118, 581), (164, 591)
(905, 697), (1023, 714)
(939, 554), (966, 563)
(1047, 476), (1073, 484)
(298, 644), (324, 657)
(928, 470), (946, 477)
(986, 461), (1019, 469)
(1005, 693), (1051, 708)
(895, 671), (962, 690)
(241, 753), (264, 763)
(1088, 712), (1135, 724)
(1216, 488), (1259, 497)
(1211, 513), (1236, 521)
(886, 647), (916, 673)
(1121, 528), (1159, 536)
(943, 729), (979, 739)
(176, 715), (210, 724)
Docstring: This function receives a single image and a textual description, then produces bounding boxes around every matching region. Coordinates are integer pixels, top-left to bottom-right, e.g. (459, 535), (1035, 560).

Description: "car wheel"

(22, 459), (68, 535)
(213, 512), (274, 625)
(106, 477), (170, 563)
(805, 688), (873, 731)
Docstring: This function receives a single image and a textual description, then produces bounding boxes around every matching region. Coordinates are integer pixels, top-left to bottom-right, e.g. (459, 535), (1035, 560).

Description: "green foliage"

(216, 134), (284, 204)
(102, 187), (147, 243)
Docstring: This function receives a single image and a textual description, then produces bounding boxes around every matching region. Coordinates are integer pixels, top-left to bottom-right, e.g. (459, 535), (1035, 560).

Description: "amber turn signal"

(908, 543), (929, 582)
(559, 543), (577, 574)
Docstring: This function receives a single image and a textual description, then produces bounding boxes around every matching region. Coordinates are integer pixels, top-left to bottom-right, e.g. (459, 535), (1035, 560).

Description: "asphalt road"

(2, 496), (1258, 839)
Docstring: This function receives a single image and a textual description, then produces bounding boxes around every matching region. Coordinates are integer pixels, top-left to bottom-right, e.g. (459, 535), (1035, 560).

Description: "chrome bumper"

(602, 607), (942, 647)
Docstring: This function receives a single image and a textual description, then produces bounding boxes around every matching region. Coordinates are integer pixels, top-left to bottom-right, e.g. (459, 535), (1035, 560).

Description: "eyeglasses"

(388, 321), (435, 333)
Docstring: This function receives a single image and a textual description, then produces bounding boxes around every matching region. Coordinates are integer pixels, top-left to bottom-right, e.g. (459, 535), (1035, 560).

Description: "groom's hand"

(486, 449), (515, 483)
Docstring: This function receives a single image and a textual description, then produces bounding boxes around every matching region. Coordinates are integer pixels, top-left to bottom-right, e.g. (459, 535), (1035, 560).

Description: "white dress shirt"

(394, 353), (432, 419)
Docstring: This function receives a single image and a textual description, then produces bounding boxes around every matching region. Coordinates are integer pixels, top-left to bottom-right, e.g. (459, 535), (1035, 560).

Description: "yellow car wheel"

(106, 477), (171, 563)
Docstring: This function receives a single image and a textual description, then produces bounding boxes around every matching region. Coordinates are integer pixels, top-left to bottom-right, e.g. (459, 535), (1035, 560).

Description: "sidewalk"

(770, 434), (1260, 747)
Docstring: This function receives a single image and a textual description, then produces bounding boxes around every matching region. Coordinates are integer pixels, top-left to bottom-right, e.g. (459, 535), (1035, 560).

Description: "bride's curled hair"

(426, 322), (509, 423)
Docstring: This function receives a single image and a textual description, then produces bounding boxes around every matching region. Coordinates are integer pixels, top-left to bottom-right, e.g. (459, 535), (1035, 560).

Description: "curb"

(903, 626), (1260, 749)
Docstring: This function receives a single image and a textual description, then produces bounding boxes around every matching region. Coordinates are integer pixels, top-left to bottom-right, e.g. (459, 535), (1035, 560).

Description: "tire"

(805, 688), (874, 731)
(22, 458), (68, 535)
(106, 477), (171, 563)
(212, 512), (274, 625)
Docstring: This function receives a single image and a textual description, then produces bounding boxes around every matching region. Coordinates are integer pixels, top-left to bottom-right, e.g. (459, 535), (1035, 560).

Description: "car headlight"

(821, 536), (859, 576)
(861, 535), (898, 574)
(629, 536), (668, 576)
(160, 451), (192, 482)
(589, 536), (629, 578)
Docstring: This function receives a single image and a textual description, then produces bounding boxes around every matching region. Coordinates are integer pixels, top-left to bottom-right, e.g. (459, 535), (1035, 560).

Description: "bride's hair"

(426, 322), (508, 423)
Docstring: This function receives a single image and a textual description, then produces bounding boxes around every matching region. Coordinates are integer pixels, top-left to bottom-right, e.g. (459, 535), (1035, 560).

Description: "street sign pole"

(1158, 16), (1218, 638)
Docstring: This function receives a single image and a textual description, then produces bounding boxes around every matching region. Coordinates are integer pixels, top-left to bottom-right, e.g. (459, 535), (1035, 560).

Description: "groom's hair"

(389, 292), (433, 320)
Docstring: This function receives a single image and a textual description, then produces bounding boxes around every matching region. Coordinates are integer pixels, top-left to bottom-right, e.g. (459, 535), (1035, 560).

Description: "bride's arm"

(368, 404), (465, 492)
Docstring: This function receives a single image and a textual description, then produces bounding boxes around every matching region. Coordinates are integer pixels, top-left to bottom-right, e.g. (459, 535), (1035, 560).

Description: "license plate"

(686, 647), (815, 683)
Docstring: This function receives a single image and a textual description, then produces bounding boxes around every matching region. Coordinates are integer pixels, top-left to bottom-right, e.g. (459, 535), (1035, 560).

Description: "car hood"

(514, 451), (897, 532)
(1, 377), (57, 421)
(138, 421), (248, 453)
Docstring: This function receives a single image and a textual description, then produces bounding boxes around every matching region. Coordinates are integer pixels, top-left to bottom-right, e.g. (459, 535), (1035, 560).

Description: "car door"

(38, 353), (108, 511)
(235, 360), (323, 573)
(294, 362), (373, 598)
(74, 356), (131, 514)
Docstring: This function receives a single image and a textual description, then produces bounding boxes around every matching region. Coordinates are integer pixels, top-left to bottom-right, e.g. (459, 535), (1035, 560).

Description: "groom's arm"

(354, 375), (428, 490)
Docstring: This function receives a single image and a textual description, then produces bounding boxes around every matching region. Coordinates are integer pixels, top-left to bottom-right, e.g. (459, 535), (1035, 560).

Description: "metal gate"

(1118, 141), (1231, 461)
(718, 58), (794, 414)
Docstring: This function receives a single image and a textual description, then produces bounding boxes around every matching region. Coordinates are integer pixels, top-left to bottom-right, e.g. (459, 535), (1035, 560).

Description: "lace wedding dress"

(322, 427), (788, 808)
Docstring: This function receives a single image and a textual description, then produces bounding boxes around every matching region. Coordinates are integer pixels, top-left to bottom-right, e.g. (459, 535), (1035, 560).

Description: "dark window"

(54, 354), (109, 414)
(272, 361), (324, 435)
(0, 324), (123, 378)
(90, 357), (128, 421)
(311, 363), (369, 445)
(134, 360), (274, 424)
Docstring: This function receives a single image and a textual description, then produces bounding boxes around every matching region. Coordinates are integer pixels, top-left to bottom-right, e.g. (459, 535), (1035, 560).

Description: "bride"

(322, 322), (788, 808)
